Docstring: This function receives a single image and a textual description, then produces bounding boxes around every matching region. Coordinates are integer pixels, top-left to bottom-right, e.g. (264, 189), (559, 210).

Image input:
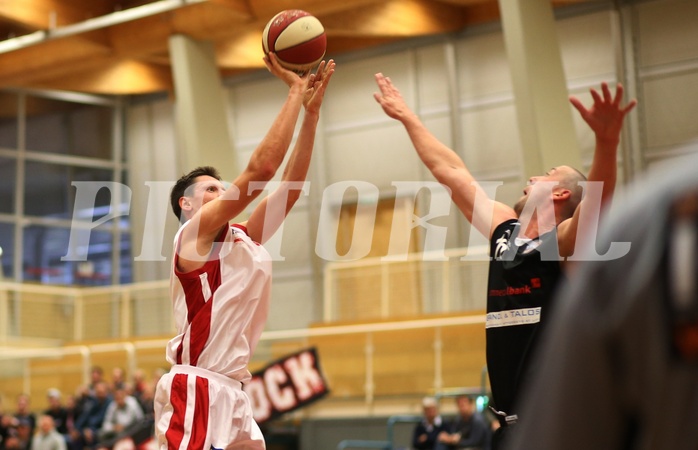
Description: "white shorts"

(154, 365), (265, 450)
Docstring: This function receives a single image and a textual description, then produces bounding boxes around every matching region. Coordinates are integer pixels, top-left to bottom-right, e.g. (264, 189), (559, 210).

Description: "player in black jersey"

(374, 74), (636, 449)
(509, 155), (698, 450)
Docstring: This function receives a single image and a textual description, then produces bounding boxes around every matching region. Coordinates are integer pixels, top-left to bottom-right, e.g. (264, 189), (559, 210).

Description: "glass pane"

(24, 162), (113, 218)
(23, 225), (70, 284)
(119, 232), (132, 284)
(73, 229), (114, 286)
(0, 222), (14, 279)
(23, 225), (115, 286)
(0, 92), (19, 149)
(0, 157), (16, 213)
(25, 96), (113, 159)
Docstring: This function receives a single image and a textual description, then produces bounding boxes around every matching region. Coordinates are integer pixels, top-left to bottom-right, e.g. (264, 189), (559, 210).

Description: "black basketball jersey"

(486, 219), (563, 416)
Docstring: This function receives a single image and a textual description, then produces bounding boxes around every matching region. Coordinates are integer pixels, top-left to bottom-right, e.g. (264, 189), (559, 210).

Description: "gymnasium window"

(0, 90), (132, 286)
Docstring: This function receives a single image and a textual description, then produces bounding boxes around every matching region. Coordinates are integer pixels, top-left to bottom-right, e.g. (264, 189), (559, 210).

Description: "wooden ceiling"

(0, 0), (596, 96)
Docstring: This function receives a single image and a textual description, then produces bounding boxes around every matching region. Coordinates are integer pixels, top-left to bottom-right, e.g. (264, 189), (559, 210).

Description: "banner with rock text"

(243, 347), (330, 424)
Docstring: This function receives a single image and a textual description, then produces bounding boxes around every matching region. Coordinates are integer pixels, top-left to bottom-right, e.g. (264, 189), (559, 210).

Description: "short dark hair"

(170, 166), (221, 220)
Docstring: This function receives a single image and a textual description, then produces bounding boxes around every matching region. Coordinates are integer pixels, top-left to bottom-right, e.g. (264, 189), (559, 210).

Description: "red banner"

(243, 347), (330, 424)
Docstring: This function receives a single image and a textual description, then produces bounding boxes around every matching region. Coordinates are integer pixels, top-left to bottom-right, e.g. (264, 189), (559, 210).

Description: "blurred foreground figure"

(509, 153), (698, 449)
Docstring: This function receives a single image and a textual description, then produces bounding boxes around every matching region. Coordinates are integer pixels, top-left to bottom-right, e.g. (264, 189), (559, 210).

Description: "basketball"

(262, 10), (327, 72)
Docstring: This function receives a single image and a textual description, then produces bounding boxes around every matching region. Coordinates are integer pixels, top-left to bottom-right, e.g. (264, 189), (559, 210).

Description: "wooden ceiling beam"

(326, 36), (404, 55)
(215, 28), (266, 69)
(106, 2), (254, 59)
(221, 0), (473, 70)
(321, 0), (470, 37)
(428, 0), (494, 6)
(0, 0), (600, 95)
(29, 59), (174, 95)
(204, 0), (255, 15)
(247, 0), (384, 22)
(107, 14), (174, 58)
(0, 0), (113, 30)
(460, 1), (501, 26)
(169, 1), (254, 40)
(0, 31), (111, 87)
(0, 42), (173, 95)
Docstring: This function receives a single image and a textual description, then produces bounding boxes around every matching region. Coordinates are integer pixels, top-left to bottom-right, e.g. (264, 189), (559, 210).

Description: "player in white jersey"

(154, 55), (335, 450)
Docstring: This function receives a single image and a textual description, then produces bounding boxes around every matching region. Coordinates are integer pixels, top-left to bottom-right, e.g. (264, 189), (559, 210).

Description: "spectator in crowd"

(31, 416), (66, 450)
(94, 385), (151, 450)
(1, 395), (36, 450)
(435, 396), (490, 450)
(70, 388), (89, 429)
(44, 391), (68, 437)
(1, 398), (12, 450)
(412, 396), (447, 449)
(61, 395), (80, 450)
(109, 369), (126, 394)
(135, 383), (153, 419)
(128, 372), (146, 408)
(71, 382), (112, 450)
(87, 368), (104, 397)
(4, 435), (22, 450)
(97, 388), (143, 444)
(13, 395), (36, 439)
(12, 419), (32, 450)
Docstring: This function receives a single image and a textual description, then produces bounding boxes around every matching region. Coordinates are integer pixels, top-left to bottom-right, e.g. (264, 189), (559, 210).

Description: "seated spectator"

(31, 416), (66, 450)
(2, 399), (13, 450)
(109, 369), (127, 394)
(135, 384), (153, 419)
(62, 394), (82, 450)
(435, 396), (490, 450)
(128, 371), (147, 408)
(13, 418), (32, 450)
(4, 435), (23, 450)
(71, 382), (112, 450)
(44, 390), (68, 436)
(14, 395), (36, 438)
(2, 395), (36, 450)
(149, 369), (165, 391)
(96, 386), (155, 450)
(87, 368), (105, 397)
(97, 388), (142, 443)
(44, 389), (76, 450)
(412, 396), (447, 449)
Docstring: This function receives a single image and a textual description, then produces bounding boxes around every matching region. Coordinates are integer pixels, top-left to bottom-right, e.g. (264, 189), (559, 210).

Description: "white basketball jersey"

(166, 222), (272, 383)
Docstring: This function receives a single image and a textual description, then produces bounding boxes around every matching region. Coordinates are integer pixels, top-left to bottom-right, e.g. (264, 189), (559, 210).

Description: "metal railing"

(336, 415), (423, 450)
(0, 245), (491, 413)
(323, 246), (490, 322)
(0, 279), (172, 344)
(0, 313), (488, 415)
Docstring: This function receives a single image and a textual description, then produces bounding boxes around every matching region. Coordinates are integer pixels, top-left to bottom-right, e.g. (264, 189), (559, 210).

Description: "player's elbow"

(430, 166), (460, 192)
(247, 158), (277, 182)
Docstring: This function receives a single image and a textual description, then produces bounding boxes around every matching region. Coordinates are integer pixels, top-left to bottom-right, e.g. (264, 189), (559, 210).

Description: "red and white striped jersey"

(166, 222), (272, 384)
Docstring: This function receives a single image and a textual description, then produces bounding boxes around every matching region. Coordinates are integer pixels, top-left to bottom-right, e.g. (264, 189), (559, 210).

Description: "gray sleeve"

(507, 264), (629, 449)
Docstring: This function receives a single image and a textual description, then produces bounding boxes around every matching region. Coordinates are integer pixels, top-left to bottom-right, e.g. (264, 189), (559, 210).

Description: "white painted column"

(498, 0), (582, 177)
(168, 34), (238, 180)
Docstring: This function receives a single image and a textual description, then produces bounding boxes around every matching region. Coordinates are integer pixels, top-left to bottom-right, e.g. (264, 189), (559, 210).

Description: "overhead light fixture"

(0, 31), (47, 54)
(0, 0), (208, 55)
(48, 0), (207, 39)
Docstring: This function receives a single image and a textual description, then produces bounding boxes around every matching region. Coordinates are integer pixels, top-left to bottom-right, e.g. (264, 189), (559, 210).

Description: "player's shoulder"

(492, 218), (519, 239)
